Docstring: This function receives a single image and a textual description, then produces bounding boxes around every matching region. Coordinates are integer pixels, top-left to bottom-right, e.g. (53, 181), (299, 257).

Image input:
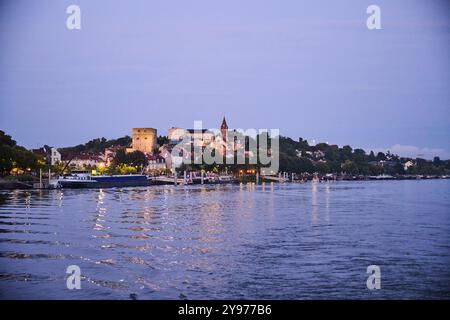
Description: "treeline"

(278, 136), (450, 175)
(59, 135), (172, 157)
(165, 134), (450, 176)
(59, 136), (132, 156)
(2, 129), (449, 177)
(0, 131), (43, 176)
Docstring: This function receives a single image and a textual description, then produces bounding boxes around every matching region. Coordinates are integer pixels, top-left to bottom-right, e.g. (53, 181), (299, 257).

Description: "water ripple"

(0, 181), (449, 299)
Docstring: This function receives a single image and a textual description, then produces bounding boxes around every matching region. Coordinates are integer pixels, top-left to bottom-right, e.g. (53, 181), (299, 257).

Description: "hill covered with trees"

(277, 136), (450, 176)
(1, 130), (449, 177)
(58, 136), (132, 157)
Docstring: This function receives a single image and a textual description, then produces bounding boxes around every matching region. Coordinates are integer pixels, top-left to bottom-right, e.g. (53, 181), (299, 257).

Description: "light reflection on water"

(0, 180), (449, 299)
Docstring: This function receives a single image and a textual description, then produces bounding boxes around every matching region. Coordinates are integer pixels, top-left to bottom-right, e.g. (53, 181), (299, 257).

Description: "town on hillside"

(1, 117), (450, 188)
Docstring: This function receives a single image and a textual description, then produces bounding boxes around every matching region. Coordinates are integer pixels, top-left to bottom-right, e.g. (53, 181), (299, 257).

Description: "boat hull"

(58, 175), (153, 189)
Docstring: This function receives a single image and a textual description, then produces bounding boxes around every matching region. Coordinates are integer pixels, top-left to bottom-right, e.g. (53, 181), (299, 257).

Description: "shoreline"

(0, 174), (449, 191)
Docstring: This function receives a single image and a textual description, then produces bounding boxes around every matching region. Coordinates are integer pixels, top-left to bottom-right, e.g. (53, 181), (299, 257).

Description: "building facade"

(50, 148), (61, 165)
(127, 128), (157, 154)
(146, 154), (167, 172)
(31, 146), (61, 166)
(68, 154), (103, 169)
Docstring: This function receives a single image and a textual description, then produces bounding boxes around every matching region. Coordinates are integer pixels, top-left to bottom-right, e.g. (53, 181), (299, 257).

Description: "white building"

(31, 146), (61, 166)
(69, 154), (103, 169)
(403, 160), (415, 171)
(146, 155), (167, 171)
(50, 147), (61, 165)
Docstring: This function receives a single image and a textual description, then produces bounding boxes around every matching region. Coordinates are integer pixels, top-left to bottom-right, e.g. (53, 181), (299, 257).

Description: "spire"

(221, 116), (228, 129)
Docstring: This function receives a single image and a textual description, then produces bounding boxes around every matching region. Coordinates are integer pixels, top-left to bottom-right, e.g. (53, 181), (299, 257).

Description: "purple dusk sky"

(0, 0), (449, 159)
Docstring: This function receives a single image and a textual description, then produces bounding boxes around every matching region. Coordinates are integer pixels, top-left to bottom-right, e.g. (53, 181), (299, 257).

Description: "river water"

(0, 180), (449, 299)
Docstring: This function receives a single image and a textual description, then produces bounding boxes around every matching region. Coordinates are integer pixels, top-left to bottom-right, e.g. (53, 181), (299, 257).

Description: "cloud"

(373, 145), (450, 160)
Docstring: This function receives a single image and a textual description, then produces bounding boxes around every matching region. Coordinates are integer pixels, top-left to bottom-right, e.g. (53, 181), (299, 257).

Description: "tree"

(112, 149), (128, 165)
(0, 131), (16, 147)
(0, 131), (42, 176)
(324, 145), (340, 161)
(0, 144), (14, 174)
(297, 138), (309, 150)
(112, 150), (148, 171)
(316, 143), (329, 151)
(341, 160), (358, 174)
(369, 164), (384, 175)
(315, 161), (330, 174)
(127, 151), (148, 168)
(376, 152), (386, 161)
(433, 156), (441, 166)
(353, 148), (366, 163)
(157, 135), (169, 146)
(341, 145), (353, 160)
(59, 135), (132, 156)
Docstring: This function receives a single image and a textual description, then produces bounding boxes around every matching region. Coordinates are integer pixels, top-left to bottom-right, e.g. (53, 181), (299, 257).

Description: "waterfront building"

(65, 154), (103, 169)
(31, 146), (61, 166)
(50, 148), (61, 165)
(146, 154), (167, 172)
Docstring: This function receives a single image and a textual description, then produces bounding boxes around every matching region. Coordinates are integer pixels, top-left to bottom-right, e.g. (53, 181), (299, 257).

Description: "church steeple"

(220, 116), (228, 142)
(221, 116), (228, 130)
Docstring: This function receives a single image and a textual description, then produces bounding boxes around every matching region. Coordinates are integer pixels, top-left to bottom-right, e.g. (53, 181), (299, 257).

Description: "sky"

(0, 0), (449, 159)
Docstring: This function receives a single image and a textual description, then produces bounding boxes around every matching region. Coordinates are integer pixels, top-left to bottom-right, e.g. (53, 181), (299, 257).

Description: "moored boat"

(57, 171), (152, 188)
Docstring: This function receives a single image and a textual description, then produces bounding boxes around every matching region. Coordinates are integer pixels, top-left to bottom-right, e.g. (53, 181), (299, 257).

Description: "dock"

(152, 176), (187, 185)
(260, 175), (288, 183)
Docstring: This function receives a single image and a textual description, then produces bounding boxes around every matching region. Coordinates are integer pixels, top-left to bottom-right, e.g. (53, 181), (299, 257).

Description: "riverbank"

(303, 173), (449, 181)
(1, 173), (449, 190)
(0, 178), (33, 190)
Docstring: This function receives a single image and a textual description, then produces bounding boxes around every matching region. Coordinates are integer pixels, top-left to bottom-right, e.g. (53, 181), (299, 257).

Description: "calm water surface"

(0, 180), (449, 299)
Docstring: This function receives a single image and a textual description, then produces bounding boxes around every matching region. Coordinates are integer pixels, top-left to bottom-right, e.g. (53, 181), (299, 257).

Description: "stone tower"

(130, 128), (157, 154)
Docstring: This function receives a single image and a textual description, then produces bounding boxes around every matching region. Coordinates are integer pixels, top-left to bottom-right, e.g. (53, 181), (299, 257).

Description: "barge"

(57, 171), (152, 188)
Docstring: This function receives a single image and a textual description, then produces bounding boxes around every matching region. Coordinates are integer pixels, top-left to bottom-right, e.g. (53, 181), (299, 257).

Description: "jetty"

(260, 175), (287, 183)
(152, 175), (187, 185)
